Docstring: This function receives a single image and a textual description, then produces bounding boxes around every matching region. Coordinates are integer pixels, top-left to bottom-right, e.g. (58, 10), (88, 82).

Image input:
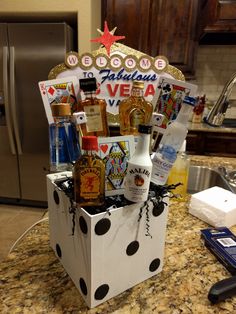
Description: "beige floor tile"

(0, 204), (48, 261)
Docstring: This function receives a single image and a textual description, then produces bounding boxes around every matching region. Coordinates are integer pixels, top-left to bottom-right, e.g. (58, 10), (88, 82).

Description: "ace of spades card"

(98, 136), (135, 196)
(152, 76), (198, 129)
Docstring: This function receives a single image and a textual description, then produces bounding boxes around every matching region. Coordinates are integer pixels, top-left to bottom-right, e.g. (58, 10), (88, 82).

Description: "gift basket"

(39, 21), (198, 308)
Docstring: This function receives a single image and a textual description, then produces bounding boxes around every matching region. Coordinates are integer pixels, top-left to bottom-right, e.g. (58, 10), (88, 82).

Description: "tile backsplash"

(188, 45), (236, 118)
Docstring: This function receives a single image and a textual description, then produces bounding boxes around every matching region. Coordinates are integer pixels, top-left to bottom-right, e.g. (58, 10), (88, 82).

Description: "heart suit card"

(98, 136), (135, 196)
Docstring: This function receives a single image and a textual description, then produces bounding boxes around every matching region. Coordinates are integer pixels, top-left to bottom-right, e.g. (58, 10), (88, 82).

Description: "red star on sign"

(91, 21), (125, 56)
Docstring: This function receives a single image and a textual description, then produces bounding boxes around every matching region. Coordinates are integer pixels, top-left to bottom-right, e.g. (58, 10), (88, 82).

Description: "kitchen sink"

(222, 118), (236, 128)
(187, 165), (236, 194)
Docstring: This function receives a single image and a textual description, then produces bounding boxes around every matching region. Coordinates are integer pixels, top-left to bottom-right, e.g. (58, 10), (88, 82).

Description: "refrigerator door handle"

(9, 46), (22, 155)
(3, 46), (16, 155)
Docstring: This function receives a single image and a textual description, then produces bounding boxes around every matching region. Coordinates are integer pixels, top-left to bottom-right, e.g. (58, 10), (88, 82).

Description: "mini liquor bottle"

(119, 81), (153, 136)
(49, 103), (80, 172)
(151, 96), (196, 185)
(76, 78), (109, 137)
(74, 136), (105, 208)
(167, 140), (190, 198)
(124, 124), (153, 203)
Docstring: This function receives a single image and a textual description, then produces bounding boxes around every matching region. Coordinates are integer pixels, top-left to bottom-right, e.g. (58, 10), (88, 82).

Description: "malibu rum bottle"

(119, 80), (153, 136)
(74, 136), (105, 208)
(124, 124), (153, 203)
(76, 78), (109, 137)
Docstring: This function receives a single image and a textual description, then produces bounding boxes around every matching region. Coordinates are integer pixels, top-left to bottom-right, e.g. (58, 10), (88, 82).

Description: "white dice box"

(47, 172), (169, 308)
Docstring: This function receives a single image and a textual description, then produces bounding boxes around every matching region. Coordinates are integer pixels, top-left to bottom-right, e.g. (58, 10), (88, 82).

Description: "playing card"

(97, 136), (135, 196)
(152, 76), (198, 129)
(38, 76), (80, 124)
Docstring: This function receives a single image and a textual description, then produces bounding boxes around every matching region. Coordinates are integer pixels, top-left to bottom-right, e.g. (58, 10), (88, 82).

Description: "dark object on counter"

(201, 227), (236, 275)
(201, 227), (236, 303)
(208, 276), (236, 304)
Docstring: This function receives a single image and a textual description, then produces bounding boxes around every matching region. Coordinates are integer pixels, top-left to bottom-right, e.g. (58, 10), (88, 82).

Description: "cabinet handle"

(3, 46), (16, 155)
(9, 46), (22, 155)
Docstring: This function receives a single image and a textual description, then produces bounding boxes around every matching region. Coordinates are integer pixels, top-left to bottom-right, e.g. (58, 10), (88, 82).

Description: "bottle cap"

(138, 124), (152, 134)
(183, 96), (196, 107)
(179, 140), (186, 152)
(82, 136), (98, 151)
(133, 80), (144, 89)
(79, 78), (97, 92)
(51, 103), (71, 117)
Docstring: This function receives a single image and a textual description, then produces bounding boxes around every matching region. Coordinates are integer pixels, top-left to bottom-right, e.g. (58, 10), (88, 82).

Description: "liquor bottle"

(49, 103), (80, 172)
(119, 80), (153, 136)
(167, 140), (190, 198)
(76, 77), (109, 137)
(124, 124), (153, 203)
(151, 96), (196, 185)
(74, 136), (105, 208)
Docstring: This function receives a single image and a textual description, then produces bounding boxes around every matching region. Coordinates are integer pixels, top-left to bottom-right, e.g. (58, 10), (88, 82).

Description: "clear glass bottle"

(74, 136), (105, 208)
(124, 124), (153, 203)
(76, 78), (109, 137)
(151, 96), (196, 185)
(119, 80), (153, 136)
(49, 103), (80, 172)
(167, 140), (190, 198)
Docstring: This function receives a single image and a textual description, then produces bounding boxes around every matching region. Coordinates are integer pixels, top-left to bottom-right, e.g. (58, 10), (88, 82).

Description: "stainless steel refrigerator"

(0, 22), (75, 207)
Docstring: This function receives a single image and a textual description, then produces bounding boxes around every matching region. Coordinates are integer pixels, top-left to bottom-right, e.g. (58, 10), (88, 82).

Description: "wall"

(189, 45), (236, 118)
(0, 0), (101, 53)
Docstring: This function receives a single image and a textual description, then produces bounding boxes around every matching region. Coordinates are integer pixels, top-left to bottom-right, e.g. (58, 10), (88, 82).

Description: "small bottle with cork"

(119, 80), (153, 136)
(49, 103), (80, 172)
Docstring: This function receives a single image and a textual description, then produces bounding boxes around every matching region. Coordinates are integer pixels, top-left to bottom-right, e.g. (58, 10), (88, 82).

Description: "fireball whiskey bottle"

(74, 136), (105, 208)
(76, 78), (109, 137)
(119, 81), (153, 136)
(124, 124), (153, 203)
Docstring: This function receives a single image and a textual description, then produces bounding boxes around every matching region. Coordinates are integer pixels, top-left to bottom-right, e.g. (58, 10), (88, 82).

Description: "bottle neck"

(131, 87), (144, 97)
(135, 133), (151, 156)
(82, 149), (96, 155)
(84, 91), (96, 98)
(53, 116), (70, 123)
(176, 103), (193, 125)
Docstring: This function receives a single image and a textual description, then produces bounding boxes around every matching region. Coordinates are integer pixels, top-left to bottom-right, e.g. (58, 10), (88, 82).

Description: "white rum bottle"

(124, 124), (153, 203)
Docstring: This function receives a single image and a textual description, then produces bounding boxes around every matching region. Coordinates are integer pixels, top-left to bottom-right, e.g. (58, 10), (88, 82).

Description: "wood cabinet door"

(102, 0), (152, 54)
(102, 0), (200, 77)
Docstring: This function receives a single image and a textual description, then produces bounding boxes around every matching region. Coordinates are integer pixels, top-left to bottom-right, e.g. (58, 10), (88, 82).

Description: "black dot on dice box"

(56, 244), (62, 258)
(94, 284), (109, 300)
(152, 202), (164, 217)
(95, 218), (111, 235)
(126, 240), (139, 256)
(149, 258), (160, 272)
(53, 190), (60, 205)
(79, 216), (88, 234)
(79, 278), (88, 296)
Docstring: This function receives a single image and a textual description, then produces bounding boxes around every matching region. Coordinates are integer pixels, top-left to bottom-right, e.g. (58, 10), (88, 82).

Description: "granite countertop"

(1, 156), (236, 314)
(188, 122), (236, 134)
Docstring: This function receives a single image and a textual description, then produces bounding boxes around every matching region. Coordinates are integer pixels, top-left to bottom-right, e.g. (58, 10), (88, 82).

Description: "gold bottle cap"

(133, 80), (144, 89)
(51, 103), (71, 117)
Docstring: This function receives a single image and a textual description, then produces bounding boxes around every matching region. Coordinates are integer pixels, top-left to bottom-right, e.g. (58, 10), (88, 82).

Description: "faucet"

(205, 71), (236, 126)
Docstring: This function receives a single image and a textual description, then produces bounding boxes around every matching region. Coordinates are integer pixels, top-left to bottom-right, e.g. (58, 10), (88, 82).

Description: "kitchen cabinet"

(186, 130), (236, 157)
(200, 0), (236, 33)
(199, 0), (236, 44)
(102, 0), (200, 78)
